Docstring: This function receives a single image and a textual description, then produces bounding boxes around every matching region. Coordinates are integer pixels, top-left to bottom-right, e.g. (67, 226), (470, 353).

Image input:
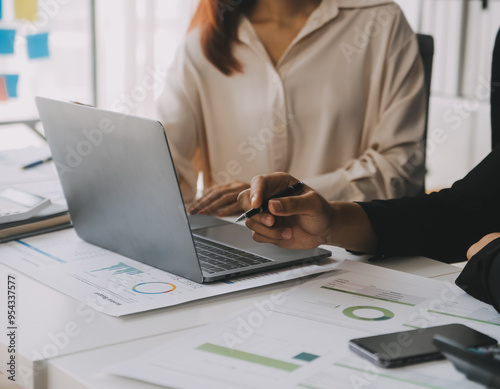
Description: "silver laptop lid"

(36, 97), (204, 283)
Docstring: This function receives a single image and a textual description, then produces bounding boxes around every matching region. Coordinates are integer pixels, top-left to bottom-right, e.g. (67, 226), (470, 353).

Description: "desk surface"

(0, 247), (463, 389)
(50, 269), (478, 389)
(0, 147), (470, 388)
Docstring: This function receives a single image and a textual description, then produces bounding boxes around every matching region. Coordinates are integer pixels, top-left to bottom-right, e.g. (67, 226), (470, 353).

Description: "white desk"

(0, 146), (467, 388)
(0, 247), (463, 389)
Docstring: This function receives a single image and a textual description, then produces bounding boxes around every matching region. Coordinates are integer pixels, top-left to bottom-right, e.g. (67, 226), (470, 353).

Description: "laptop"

(35, 97), (331, 283)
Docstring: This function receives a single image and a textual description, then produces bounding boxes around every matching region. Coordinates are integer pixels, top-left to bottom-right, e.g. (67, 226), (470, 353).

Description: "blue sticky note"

(0, 29), (16, 54)
(27, 32), (49, 59)
(0, 75), (19, 98)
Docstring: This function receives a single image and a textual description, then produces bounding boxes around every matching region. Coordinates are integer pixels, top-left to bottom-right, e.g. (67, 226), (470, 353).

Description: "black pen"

(236, 181), (304, 222)
(20, 156), (53, 170)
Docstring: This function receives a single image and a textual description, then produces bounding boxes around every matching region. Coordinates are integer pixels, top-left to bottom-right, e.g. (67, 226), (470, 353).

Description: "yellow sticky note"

(15, 0), (38, 21)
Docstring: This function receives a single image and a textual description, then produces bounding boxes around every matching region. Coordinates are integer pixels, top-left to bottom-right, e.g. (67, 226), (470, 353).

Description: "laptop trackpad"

(193, 223), (260, 249)
(192, 223), (312, 262)
(189, 214), (232, 230)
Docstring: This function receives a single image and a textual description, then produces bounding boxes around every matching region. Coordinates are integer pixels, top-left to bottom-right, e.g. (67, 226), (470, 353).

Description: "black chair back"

(416, 33), (434, 193)
(491, 29), (500, 149)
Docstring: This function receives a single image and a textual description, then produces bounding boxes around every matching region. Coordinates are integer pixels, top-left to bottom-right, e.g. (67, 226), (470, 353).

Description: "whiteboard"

(0, 0), (95, 123)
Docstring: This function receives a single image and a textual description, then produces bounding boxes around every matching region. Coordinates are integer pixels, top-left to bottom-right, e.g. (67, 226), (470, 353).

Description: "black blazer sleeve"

(358, 145), (500, 263)
(455, 238), (500, 313)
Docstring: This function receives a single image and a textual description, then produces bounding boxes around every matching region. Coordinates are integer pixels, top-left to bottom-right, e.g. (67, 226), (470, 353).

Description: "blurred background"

(0, 0), (499, 191)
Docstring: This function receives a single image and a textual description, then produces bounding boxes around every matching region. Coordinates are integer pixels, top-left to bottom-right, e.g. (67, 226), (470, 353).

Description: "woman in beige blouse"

(156, 0), (426, 216)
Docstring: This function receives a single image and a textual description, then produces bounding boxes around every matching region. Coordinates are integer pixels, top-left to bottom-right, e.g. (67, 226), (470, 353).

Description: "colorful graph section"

(91, 262), (144, 276)
(197, 343), (301, 372)
(132, 282), (176, 294)
(293, 352), (319, 362)
(342, 306), (395, 321)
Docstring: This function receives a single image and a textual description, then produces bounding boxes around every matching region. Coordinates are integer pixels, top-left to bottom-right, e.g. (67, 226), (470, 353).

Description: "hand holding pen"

(236, 181), (304, 222)
(237, 173), (335, 249)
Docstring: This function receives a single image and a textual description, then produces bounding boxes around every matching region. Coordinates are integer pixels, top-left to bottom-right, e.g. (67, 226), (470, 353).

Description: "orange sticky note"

(0, 77), (8, 101)
(14, 0), (37, 21)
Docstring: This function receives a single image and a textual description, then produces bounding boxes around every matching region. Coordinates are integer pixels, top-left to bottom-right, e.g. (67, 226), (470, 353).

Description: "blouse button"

(274, 124), (286, 134)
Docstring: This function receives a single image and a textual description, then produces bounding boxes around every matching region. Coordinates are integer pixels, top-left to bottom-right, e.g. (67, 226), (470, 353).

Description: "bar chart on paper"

(91, 262), (145, 276)
(321, 275), (429, 306)
(0, 228), (342, 316)
(0, 229), (208, 314)
(272, 265), (439, 334)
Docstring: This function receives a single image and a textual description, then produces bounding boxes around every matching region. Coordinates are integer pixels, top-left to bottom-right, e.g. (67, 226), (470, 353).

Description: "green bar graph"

(321, 286), (414, 306)
(428, 310), (500, 326)
(196, 343), (301, 372)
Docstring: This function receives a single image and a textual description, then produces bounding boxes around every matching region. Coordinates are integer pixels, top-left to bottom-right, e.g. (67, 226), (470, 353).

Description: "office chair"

(416, 33), (434, 193)
(492, 28), (500, 150)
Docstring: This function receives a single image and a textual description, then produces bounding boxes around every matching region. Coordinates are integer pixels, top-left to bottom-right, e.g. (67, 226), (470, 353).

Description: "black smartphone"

(348, 323), (497, 368)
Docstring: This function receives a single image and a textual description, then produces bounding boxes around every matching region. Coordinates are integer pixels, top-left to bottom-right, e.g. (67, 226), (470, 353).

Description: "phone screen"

(348, 324), (497, 368)
(0, 187), (45, 207)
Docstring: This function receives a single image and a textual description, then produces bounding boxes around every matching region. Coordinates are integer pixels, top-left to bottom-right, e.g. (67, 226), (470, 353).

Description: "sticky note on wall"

(27, 32), (49, 59)
(0, 75), (19, 98)
(0, 77), (7, 101)
(15, 0), (37, 21)
(0, 29), (15, 54)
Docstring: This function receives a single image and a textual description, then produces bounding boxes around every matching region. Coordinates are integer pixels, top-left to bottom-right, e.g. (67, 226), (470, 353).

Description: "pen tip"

(235, 215), (245, 223)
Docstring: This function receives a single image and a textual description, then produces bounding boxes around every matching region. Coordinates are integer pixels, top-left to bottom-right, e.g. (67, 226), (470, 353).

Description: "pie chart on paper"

(132, 282), (176, 294)
(342, 306), (394, 321)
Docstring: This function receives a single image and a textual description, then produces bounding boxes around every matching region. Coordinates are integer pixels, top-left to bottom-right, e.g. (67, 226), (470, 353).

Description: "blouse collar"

(238, 0), (394, 46)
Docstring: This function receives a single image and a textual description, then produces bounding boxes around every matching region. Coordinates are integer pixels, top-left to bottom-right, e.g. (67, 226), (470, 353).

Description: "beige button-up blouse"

(156, 0), (426, 203)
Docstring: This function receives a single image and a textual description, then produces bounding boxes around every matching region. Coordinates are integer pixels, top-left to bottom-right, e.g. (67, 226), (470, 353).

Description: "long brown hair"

(189, 0), (256, 76)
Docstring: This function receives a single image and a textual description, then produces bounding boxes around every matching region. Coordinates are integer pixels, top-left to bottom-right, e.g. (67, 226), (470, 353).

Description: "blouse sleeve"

(358, 145), (500, 263)
(155, 39), (203, 203)
(305, 13), (426, 201)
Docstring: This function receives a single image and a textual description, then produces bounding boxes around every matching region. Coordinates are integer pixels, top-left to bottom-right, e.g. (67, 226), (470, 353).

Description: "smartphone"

(0, 187), (51, 223)
(348, 324), (497, 368)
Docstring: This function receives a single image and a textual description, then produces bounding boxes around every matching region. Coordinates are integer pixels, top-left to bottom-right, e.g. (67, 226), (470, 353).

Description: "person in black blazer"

(237, 28), (500, 312)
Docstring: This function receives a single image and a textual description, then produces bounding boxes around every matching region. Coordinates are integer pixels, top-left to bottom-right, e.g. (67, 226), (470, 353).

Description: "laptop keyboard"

(193, 237), (271, 274)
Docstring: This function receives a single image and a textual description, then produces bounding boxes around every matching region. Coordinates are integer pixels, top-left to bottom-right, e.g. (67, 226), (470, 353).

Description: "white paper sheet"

(0, 228), (348, 316)
(0, 146), (67, 204)
(110, 261), (498, 388)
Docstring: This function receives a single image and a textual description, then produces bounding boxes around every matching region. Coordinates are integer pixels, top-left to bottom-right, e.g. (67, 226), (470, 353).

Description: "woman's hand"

(237, 173), (335, 249)
(189, 180), (250, 216)
(467, 233), (500, 260)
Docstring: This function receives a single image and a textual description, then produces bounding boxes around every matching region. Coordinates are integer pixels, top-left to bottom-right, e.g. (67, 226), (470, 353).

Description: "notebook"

(0, 202), (71, 243)
(35, 97), (331, 283)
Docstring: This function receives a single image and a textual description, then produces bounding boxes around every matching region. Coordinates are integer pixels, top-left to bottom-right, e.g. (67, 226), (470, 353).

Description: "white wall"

(396, 0), (499, 190)
(95, 0), (197, 119)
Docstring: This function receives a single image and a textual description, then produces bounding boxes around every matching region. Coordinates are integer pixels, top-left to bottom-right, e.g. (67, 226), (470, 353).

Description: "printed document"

(0, 228), (346, 316)
(110, 260), (499, 388)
